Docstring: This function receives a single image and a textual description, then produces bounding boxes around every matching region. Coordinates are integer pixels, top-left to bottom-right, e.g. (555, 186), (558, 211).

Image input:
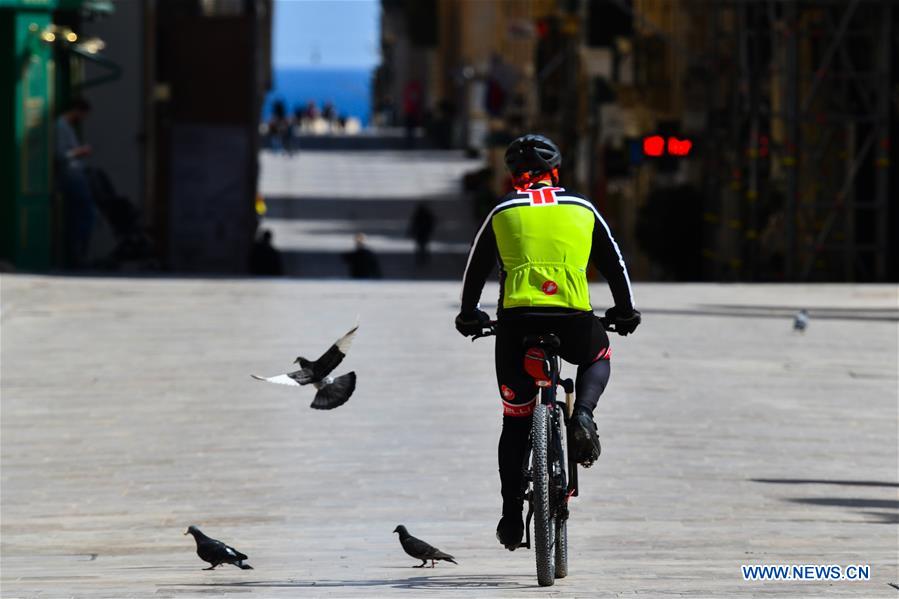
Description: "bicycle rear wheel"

(531, 403), (555, 586)
(554, 518), (568, 578)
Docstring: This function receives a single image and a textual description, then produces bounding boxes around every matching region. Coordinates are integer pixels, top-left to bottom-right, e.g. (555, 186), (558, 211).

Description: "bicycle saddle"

(522, 334), (560, 387)
(522, 333), (561, 350)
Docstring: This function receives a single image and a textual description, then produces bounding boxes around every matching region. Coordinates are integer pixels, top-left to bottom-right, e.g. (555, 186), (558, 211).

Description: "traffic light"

(641, 135), (693, 157)
(641, 134), (695, 172)
(643, 135), (665, 157)
(667, 137), (692, 156)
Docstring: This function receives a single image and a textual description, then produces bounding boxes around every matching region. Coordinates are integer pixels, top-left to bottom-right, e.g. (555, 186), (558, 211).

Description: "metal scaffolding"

(702, 0), (892, 281)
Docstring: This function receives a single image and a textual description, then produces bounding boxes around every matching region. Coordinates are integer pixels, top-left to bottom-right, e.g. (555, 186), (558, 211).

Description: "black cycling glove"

(604, 307), (641, 336)
(455, 309), (491, 337)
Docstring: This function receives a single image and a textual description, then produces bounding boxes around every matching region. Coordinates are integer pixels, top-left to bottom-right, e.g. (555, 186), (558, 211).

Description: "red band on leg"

(593, 347), (611, 362)
(502, 396), (537, 417)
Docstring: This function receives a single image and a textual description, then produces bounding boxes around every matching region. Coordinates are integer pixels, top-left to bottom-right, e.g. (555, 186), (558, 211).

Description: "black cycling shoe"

(496, 504), (524, 551)
(570, 411), (601, 467)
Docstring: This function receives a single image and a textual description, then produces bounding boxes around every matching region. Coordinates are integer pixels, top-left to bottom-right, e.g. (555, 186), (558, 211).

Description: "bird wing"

(223, 544), (248, 561)
(402, 535), (445, 560)
(310, 372), (356, 410)
(311, 325), (358, 378)
(251, 367), (314, 386)
(197, 538), (230, 562)
(202, 538), (248, 563)
(287, 367), (315, 384)
(251, 374), (299, 386)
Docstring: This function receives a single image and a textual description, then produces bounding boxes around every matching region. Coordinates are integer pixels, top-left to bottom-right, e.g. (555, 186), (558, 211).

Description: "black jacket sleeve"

(590, 213), (635, 312)
(460, 217), (497, 313)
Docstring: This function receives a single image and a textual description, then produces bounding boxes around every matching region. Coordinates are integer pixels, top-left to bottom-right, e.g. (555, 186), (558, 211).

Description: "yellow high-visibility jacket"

(461, 185), (634, 315)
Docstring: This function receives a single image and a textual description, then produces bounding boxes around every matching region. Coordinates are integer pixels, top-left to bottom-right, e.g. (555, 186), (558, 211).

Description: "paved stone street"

(2, 276), (897, 597)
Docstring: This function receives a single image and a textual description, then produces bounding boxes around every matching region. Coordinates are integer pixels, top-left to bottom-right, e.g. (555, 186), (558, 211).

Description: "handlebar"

(598, 316), (617, 333)
(471, 321), (497, 341)
(471, 316), (617, 341)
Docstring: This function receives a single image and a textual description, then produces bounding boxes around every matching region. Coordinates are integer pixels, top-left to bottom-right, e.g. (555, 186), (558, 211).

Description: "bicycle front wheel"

(531, 403), (555, 586)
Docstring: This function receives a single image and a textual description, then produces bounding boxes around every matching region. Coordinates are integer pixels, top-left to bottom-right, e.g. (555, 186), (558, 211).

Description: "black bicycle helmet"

(504, 134), (562, 176)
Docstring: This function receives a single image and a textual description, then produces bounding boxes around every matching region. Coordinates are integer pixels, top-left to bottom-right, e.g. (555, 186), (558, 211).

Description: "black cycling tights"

(498, 416), (531, 507)
(575, 358), (611, 414)
(498, 358), (610, 506)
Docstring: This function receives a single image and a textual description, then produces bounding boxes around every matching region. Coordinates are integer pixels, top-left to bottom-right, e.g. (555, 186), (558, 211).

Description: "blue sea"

(262, 67), (373, 126)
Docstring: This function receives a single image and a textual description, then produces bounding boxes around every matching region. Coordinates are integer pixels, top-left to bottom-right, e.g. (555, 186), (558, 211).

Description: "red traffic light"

(667, 137), (692, 156)
(642, 135), (693, 157)
(642, 135), (665, 157)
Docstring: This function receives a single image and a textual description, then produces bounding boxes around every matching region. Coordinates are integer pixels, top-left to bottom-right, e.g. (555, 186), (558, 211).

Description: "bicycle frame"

(518, 341), (577, 551)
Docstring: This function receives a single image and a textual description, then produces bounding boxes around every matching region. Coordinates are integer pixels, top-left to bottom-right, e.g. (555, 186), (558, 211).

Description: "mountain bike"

(474, 318), (614, 587)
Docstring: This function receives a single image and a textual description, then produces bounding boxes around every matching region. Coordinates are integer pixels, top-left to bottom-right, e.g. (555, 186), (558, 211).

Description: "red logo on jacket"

(541, 280), (558, 295)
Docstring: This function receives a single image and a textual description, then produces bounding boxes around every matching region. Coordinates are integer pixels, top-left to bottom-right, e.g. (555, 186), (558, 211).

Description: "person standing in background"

(403, 79), (423, 148)
(408, 203), (436, 266)
(248, 229), (284, 276)
(268, 100), (292, 154)
(55, 97), (95, 268)
(322, 101), (337, 132)
(342, 233), (382, 279)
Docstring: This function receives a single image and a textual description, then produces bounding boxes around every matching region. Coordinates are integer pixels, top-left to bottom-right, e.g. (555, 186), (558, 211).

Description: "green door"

(0, 8), (55, 270)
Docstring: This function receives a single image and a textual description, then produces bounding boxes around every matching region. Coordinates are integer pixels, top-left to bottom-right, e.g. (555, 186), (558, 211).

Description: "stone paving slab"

(1, 276), (897, 598)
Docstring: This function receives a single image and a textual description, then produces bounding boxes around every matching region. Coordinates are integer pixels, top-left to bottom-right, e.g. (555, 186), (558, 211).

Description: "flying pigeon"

(251, 325), (358, 409)
(793, 309), (809, 332)
(184, 525), (253, 570)
(393, 525), (457, 568)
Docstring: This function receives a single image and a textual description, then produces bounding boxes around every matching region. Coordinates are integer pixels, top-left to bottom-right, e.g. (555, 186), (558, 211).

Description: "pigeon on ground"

(393, 525), (457, 568)
(184, 525), (253, 570)
(251, 325), (358, 409)
(793, 309), (809, 332)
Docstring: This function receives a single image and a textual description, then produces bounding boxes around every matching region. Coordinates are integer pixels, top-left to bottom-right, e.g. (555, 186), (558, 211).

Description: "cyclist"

(455, 134), (640, 551)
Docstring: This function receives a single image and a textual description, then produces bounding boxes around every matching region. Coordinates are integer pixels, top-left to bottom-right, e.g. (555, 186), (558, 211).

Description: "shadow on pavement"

(281, 249), (466, 280)
(752, 479), (899, 525)
(752, 478), (899, 488)
(788, 498), (899, 526)
(787, 497), (899, 510)
(165, 574), (538, 591)
(781, 496), (898, 525)
(860, 511), (899, 525)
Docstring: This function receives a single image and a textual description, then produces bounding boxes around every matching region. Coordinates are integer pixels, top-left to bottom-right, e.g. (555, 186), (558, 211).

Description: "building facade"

(376, 0), (896, 282)
(0, 0), (273, 273)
